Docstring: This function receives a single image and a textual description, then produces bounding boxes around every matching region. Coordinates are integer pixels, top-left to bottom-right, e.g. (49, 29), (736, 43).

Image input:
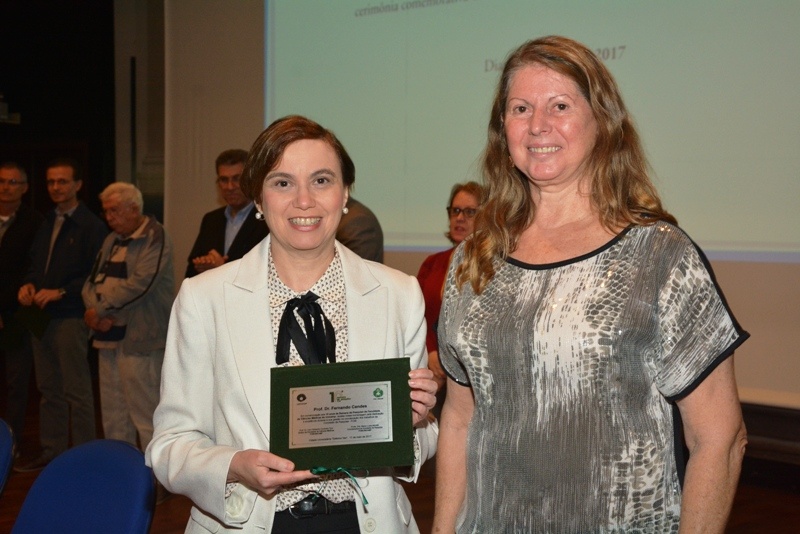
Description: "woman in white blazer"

(146, 116), (438, 534)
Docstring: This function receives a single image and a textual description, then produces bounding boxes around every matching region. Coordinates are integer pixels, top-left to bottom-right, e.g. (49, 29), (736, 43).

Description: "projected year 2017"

(595, 45), (626, 61)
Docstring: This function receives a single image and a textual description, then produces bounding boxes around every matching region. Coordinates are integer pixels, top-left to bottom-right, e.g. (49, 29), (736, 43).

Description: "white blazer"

(146, 237), (437, 533)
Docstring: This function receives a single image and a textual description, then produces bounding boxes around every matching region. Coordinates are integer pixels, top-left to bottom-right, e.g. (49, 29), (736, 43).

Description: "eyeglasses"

(216, 176), (241, 186)
(46, 179), (74, 187)
(0, 178), (26, 187)
(102, 204), (133, 217)
(447, 207), (478, 219)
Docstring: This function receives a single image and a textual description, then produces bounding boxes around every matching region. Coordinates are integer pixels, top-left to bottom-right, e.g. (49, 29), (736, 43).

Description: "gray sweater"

(82, 215), (174, 354)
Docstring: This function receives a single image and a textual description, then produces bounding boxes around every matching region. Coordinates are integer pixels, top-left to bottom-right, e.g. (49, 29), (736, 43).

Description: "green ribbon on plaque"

(270, 358), (414, 471)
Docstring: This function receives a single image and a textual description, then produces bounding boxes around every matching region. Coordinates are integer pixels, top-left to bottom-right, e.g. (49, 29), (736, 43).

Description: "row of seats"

(1, 419), (155, 533)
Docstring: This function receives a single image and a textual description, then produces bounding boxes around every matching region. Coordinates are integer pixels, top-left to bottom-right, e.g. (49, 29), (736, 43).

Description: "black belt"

(283, 496), (356, 519)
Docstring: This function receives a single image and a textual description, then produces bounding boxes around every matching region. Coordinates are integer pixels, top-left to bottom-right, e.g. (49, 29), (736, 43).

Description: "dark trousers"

(31, 318), (96, 458)
(1, 318), (34, 444)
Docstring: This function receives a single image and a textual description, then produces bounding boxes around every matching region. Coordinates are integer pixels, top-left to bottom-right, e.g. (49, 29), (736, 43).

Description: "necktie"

(45, 214), (65, 274)
(276, 292), (336, 365)
(0, 214), (13, 244)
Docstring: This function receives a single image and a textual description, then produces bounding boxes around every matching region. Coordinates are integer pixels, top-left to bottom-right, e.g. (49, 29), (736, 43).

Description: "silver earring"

(342, 207), (349, 215)
(255, 212), (264, 220)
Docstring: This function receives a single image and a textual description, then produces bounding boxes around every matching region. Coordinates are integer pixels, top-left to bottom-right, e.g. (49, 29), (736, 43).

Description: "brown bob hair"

(458, 35), (676, 293)
(240, 115), (355, 202)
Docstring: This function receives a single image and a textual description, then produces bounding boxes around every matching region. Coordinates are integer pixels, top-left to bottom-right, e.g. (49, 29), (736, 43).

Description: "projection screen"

(264, 0), (800, 260)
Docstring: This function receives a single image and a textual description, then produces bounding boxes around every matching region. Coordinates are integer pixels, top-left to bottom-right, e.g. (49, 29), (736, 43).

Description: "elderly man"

(0, 162), (44, 452)
(82, 182), (174, 451)
(185, 149), (268, 277)
(16, 158), (107, 472)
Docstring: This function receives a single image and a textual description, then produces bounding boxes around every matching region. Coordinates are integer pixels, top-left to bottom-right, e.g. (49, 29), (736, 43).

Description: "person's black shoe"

(13, 454), (52, 473)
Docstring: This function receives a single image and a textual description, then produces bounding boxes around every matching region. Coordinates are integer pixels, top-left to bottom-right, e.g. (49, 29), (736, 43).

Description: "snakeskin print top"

(439, 222), (748, 533)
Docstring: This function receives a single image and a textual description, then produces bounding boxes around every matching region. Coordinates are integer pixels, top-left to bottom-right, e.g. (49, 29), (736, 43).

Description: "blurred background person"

(185, 149), (269, 278)
(0, 161), (44, 458)
(16, 158), (107, 472)
(337, 196), (384, 263)
(416, 181), (484, 392)
(147, 115), (437, 534)
(82, 182), (173, 454)
(433, 36), (748, 533)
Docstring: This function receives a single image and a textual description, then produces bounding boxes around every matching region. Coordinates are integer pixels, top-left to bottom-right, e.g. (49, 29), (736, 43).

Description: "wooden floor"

(2, 379), (800, 532)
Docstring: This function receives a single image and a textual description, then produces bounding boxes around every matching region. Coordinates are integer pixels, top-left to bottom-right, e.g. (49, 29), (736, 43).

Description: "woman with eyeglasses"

(416, 181), (484, 391)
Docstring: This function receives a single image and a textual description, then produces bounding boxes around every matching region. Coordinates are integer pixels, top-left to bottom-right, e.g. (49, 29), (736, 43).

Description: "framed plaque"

(270, 358), (414, 470)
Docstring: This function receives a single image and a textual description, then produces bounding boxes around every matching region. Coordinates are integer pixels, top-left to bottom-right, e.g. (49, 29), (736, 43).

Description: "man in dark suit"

(16, 158), (108, 471)
(337, 196), (384, 263)
(185, 149), (269, 277)
(0, 162), (44, 453)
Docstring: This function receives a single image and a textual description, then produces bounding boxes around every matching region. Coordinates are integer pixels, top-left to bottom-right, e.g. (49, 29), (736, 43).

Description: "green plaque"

(270, 358), (414, 471)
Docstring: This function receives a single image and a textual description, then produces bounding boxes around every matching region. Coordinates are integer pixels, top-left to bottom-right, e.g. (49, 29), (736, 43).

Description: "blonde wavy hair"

(457, 35), (676, 294)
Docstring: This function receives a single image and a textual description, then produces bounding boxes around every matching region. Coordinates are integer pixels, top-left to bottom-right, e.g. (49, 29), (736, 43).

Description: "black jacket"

(185, 205), (269, 278)
(0, 203), (45, 319)
(24, 202), (108, 319)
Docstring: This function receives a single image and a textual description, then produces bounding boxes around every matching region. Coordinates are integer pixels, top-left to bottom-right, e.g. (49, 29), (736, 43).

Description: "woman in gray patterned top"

(432, 36), (749, 533)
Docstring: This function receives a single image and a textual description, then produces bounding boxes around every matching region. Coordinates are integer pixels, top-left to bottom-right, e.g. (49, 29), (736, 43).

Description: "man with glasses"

(15, 158), (107, 471)
(185, 149), (268, 277)
(82, 183), (173, 457)
(0, 162), (44, 457)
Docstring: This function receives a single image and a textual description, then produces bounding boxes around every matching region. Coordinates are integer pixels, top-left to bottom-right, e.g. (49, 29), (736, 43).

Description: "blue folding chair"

(0, 418), (14, 496)
(12, 439), (156, 534)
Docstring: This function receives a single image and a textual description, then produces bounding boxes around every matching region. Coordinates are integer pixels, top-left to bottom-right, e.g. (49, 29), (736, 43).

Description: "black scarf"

(275, 291), (336, 365)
